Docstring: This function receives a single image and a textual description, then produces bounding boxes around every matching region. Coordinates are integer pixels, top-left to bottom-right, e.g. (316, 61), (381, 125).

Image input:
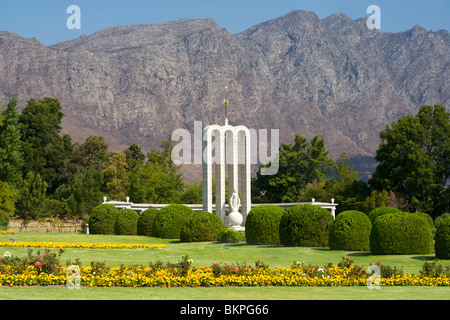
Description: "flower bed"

(0, 256), (449, 287)
(0, 241), (166, 249)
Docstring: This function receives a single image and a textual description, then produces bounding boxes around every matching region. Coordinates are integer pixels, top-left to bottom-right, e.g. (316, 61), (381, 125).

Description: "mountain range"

(0, 10), (448, 180)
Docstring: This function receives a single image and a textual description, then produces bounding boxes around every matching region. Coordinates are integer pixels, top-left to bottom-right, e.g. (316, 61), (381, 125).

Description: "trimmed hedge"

(279, 204), (334, 247)
(180, 211), (225, 242)
(368, 206), (401, 224)
(245, 205), (285, 245)
(329, 210), (372, 251)
(114, 209), (139, 235)
(435, 216), (450, 259)
(152, 204), (194, 239)
(411, 212), (435, 236)
(217, 228), (245, 243)
(88, 204), (119, 234)
(137, 208), (159, 236)
(369, 212), (433, 255)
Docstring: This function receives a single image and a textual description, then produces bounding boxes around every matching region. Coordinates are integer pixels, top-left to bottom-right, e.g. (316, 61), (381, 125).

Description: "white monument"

(202, 95), (251, 230)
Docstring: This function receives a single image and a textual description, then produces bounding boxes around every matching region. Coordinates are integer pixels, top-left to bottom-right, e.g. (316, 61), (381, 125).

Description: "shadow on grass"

(410, 255), (437, 261)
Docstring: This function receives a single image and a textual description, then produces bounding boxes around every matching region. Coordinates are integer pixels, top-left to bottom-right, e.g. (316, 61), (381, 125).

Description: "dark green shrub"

(370, 213), (433, 255)
(368, 206), (401, 224)
(279, 204), (334, 247)
(329, 210), (372, 251)
(412, 212), (435, 236)
(435, 213), (450, 229)
(152, 204), (194, 239)
(217, 228), (245, 243)
(137, 208), (159, 236)
(114, 209), (139, 235)
(88, 204), (119, 234)
(245, 205), (285, 245)
(435, 216), (450, 259)
(180, 211), (225, 242)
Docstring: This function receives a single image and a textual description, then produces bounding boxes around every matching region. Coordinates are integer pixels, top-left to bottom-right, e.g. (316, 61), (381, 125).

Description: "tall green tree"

(18, 98), (72, 194)
(0, 98), (24, 186)
(0, 181), (15, 229)
(102, 152), (129, 201)
(15, 171), (48, 225)
(370, 105), (449, 217)
(252, 134), (335, 203)
(72, 135), (109, 170)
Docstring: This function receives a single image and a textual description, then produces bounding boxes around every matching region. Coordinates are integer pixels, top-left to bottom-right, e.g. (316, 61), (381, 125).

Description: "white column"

(215, 133), (226, 221)
(202, 128), (213, 213)
(239, 129), (251, 224)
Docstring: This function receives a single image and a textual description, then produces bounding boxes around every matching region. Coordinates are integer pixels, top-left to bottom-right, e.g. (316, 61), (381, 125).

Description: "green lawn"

(1, 286), (449, 300)
(1, 232), (449, 300)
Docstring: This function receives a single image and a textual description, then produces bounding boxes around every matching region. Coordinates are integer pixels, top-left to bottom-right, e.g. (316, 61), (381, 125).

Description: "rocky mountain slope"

(0, 10), (448, 179)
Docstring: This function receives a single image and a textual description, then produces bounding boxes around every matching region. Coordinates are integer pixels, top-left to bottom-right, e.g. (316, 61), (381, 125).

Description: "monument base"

(229, 225), (245, 232)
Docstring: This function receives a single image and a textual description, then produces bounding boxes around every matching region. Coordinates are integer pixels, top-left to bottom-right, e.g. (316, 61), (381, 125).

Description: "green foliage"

(217, 228), (245, 243)
(15, 171), (48, 224)
(435, 213), (450, 229)
(126, 161), (184, 204)
(362, 190), (389, 214)
(19, 98), (73, 193)
(152, 204), (194, 239)
(370, 105), (449, 218)
(279, 204), (334, 247)
(180, 211), (225, 242)
(102, 152), (129, 201)
(253, 134), (335, 203)
(411, 212), (435, 237)
(137, 208), (158, 236)
(368, 206), (401, 224)
(245, 205), (285, 245)
(369, 213), (433, 255)
(420, 260), (450, 277)
(0, 181), (15, 229)
(0, 98), (24, 186)
(297, 153), (371, 214)
(329, 210), (372, 251)
(180, 181), (203, 204)
(114, 209), (139, 235)
(88, 204), (119, 235)
(72, 136), (109, 169)
(435, 217), (450, 259)
(62, 166), (104, 221)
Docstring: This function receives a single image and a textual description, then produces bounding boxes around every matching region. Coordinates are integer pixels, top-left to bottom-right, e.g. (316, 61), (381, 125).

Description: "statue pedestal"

(227, 211), (244, 231)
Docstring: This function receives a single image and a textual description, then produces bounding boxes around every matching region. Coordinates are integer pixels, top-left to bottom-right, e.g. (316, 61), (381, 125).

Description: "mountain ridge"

(0, 10), (448, 181)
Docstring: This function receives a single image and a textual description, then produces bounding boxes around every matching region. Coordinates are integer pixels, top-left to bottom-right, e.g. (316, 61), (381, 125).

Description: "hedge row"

(88, 204), (225, 241)
(88, 204), (450, 259)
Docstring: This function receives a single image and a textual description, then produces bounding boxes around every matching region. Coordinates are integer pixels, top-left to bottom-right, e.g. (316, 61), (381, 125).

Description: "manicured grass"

(0, 286), (449, 300)
(2, 232), (448, 275)
(1, 232), (450, 300)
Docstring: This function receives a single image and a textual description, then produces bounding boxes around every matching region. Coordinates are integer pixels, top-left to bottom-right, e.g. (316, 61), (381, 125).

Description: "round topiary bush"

(279, 204), (334, 247)
(180, 211), (225, 242)
(435, 216), (450, 259)
(152, 204), (194, 239)
(217, 228), (244, 243)
(88, 204), (119, 234)
(369, 212), (433, 255)
(329, 210), (372, 251)
(245, 205), (285, 245)
(411, 212), (436, 237)
(368, 206), (402, 224)
(114, 209), (139, 235)
(137, 208), (159, 236)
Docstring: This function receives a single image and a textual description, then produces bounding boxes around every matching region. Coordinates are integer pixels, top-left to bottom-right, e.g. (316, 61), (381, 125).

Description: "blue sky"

(0, 0), (449, 45)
